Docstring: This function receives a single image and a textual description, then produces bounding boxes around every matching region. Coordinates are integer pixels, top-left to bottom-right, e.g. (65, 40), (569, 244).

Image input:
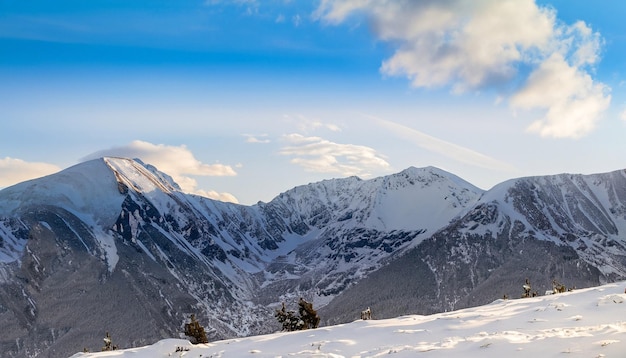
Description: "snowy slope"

(459, 170), (626, 278)
(70, 281), (626, 358)
(318, 169), (626, 324)
(268, 166), (481, 233)
(0, 158), (126, 270)
(0, 157), (125, 227)
(253, 166), (483, 306)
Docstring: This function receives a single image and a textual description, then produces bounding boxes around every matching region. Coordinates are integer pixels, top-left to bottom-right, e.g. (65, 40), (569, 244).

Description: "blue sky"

(1, 0), (625, 204)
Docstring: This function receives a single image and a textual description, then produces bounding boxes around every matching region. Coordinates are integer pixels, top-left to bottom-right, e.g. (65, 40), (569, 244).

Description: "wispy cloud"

(0, 157), (61, 188)
(367, 115), (519, 174)
(205, 0), (260, 15)
(279, 133), (390, 177)
(81, 140), (239, 202)
(315, 0), (611, 139)
(292, 14), (302, 27)
(283, 114), (342, 133)
(243, 134), (271, 144)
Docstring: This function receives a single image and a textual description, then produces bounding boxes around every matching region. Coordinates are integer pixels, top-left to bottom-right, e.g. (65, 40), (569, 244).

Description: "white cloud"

(315, 0), (611, 139)
(279, 134), (390, 177)
(193, 189), (240, 204)
(81, 140), (238, 202)
(0, 157), (61, 188)
(511, 53), (610, 138)
(316, 0), (554, 89)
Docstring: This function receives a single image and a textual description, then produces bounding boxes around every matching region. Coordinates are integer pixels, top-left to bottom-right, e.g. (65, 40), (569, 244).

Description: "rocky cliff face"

(1, 158), (626, 357)
(320, 170), (626, 324)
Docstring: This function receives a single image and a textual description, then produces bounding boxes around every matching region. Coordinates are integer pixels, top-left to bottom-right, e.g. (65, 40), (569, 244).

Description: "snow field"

(71, 281), (626, 358)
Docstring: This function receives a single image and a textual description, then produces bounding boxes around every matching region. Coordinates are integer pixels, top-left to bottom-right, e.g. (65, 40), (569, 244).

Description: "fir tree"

(275, 302), (303, 331)
(298, 297), (320, 329)
(184, 314), (209, 344)
(275, 298), (320, 331)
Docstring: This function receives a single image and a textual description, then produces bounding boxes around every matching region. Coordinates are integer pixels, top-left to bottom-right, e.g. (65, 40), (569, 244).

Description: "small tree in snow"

(552, 279), (567, 294)
(361, 307), (372, 320)
(275, 298), (320, 331)
(101, 332), (117, 351)
(184, 314), (209, 344)
(298, 297), (320, 329)
(521, 278), (537, 298)
(275, 302), (303, 331)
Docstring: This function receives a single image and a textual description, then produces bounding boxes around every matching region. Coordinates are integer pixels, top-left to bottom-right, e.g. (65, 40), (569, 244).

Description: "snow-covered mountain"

(320, 170), (626, 325)
(69, 281), (626, 358)
(1, 158), (626, 357)
(0, 157), (482, 357)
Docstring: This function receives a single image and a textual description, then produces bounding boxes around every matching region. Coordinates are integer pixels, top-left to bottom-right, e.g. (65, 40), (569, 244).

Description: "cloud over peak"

(315, 0), (611, 139)
(81, 140), (239, 202)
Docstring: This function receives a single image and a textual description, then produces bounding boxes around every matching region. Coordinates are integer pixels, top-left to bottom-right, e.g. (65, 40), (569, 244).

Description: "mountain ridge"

(320, 168), (626, 323)
(1, 157), (626, 357)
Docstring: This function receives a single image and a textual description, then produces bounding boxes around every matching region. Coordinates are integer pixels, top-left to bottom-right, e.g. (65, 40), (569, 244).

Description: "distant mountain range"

(1, 157), (625, 357)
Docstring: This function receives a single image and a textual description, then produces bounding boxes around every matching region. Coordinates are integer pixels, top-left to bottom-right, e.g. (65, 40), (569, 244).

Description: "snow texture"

(70, 281), (626, 358)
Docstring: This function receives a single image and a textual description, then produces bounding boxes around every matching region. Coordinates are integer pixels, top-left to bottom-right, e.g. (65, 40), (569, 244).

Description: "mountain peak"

(0, 157), (184, 229)
(0, 157), (125, 226)
(102, 157), (181, 195)
(395, 166), (483, 192)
